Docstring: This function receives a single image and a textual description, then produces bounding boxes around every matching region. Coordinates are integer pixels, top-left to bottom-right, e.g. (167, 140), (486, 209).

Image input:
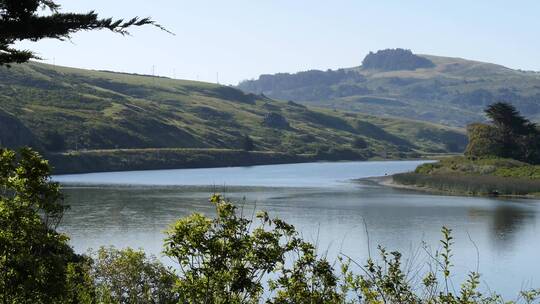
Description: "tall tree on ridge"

(0, 0), (170, 66)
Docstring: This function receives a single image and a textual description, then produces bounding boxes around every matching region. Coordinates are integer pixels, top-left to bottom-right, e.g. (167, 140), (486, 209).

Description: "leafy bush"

(90, 247), (179, 303)
(0, 148), (91, 303)
(3, 148), (540, 303)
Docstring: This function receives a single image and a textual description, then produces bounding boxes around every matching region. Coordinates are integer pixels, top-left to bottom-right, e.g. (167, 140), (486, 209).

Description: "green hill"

(0, 61), (466, 173)
(238, 49), (540, 127)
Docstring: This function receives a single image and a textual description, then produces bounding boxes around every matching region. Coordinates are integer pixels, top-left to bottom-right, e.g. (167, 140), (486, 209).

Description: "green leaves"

(1, 149), (539, 303)
(0, 148), (87, 303)
(164, 194), (298, 303)
(467, 102), (540, 164)
(90, 247), (178, 304)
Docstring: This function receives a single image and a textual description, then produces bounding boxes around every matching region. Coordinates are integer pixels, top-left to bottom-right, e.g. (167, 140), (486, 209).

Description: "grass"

(238, 53), (540, 126)
(393, 156), (540, 197)
(0, 62), (467, 173)
(48, 149), (318, 174)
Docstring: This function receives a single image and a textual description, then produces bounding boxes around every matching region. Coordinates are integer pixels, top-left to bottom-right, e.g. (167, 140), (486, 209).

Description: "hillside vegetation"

(393, 103), (540, 197)
(238, 49), (540, 126)
(4, 150), (539, 303)
(0, 62), (466, 173)
(394, 156), (540, 197)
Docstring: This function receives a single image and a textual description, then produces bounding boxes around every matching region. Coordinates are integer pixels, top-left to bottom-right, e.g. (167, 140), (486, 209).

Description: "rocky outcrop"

(362, 49), (435, 71)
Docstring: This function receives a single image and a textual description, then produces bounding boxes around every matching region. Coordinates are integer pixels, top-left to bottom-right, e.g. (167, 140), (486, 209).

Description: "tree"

(464, 123), (502, 158)
(352, 137), (368, 149)
(91, 247), (179, 304)
(241, 134), (255, 151)
(0, 0), (170, 66)
(44, 130), (66, 152)
(466, 102), (540, 164)
(0, 148), (91, 303)
(485, 102), (530, 134)
(484, 102), (528, 158)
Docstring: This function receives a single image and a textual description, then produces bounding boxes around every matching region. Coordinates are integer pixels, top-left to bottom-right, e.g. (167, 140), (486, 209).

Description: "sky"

(16, 0), (540, 85)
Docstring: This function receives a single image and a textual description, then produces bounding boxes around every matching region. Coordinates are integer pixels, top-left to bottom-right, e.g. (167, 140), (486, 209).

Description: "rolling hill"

(238, 49), (540, 127)
(0, 61), (466, 173)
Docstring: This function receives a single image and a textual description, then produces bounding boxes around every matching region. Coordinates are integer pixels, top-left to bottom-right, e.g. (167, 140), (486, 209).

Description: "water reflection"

(467, 203), (536, 248)
(56, 161), (540, 297)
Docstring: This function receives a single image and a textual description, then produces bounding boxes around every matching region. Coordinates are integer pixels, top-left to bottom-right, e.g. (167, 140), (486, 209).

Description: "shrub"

(465, 123), (502, 158)
(3, 148), (539, 303)
(0, 148), (91, 303)
(163, 194), (343, 303)
(90, 247), (179, 303)
(162, 195), (539, 303)
(241, 135), (255, 151)
(353, 137), (368, 149)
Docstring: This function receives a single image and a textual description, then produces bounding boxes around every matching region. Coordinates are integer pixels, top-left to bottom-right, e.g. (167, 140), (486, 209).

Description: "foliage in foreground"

(1, 148), (540, 303)
(0, 148), (89, 303)
(0, 0), (167, 66)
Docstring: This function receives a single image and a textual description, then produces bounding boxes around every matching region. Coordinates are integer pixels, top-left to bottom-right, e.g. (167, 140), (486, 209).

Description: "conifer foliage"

(466, 102), (540, 164)
(0, 0), (169, 66)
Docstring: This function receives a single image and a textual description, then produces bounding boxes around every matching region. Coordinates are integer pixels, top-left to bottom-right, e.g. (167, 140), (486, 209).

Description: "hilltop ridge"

(0, 61), (466, 173)
(238, 50), (540, 126)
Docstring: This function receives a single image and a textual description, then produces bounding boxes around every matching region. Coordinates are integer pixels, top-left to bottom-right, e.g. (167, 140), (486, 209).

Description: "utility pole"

(216, 72), (219, 84)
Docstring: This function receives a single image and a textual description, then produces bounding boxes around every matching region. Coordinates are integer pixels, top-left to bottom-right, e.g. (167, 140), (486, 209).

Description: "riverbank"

(47, 149), (319, 174)
(46, 147), (437, 175)
(47, 148), (387, 175)
(382, 156), (540, 198)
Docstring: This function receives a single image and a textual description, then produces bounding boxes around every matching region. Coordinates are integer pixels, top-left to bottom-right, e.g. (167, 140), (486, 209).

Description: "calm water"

(55, 161), (540, 298)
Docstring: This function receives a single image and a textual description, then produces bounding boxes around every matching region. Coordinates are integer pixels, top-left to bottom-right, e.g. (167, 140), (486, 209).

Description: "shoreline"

(364, 175), (540, 200)
(48, 148), (438, 175)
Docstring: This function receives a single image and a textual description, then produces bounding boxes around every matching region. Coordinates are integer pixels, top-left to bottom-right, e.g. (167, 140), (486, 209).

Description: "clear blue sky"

(16, 0), (540, 85)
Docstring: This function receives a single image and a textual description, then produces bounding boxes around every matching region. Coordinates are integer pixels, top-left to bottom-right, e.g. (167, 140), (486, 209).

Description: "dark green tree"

(0, 0), (169, 66)
(352, 137), (368, 149)
(485, 102), (530, 134)
(241, 134), (255, 151)
(484, 102), (528, 158)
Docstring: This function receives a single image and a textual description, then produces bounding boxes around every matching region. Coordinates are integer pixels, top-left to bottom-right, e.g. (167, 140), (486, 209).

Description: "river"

(54, 160), (540, 298)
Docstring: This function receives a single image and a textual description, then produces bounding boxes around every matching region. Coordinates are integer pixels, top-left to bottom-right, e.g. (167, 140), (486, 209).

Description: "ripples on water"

(55, 161), (540, 298)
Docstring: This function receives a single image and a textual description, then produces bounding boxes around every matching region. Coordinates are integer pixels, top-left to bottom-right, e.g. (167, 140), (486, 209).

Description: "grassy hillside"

(238, 49), (540, 127)
(0, 61), (466, 173)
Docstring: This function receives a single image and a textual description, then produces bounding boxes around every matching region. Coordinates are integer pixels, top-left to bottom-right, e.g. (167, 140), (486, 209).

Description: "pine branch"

(0, 0), (172, 65)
